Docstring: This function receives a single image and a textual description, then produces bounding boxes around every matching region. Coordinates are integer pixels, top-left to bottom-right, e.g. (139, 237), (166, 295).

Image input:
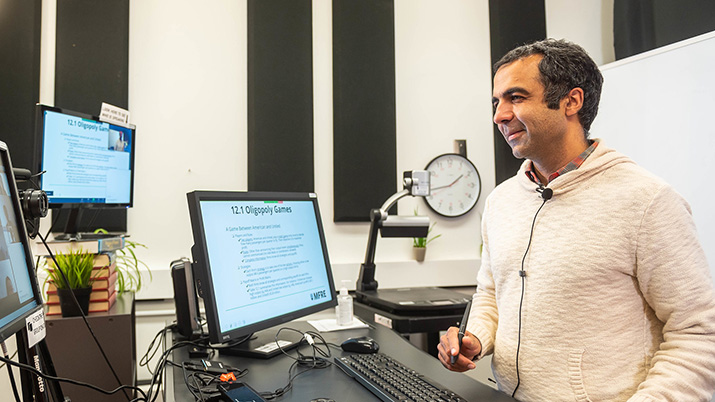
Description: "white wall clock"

(424, 153), (481, 217)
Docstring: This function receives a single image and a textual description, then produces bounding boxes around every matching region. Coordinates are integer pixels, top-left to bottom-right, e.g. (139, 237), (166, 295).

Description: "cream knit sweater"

(469, 141), (715, 401)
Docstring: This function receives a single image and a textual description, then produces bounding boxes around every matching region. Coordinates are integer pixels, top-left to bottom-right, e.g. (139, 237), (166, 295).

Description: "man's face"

(492, 55), (568, 161)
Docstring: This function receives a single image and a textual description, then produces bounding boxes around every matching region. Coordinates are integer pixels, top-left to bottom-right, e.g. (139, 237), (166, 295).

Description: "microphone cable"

(512, 188), (551, 398)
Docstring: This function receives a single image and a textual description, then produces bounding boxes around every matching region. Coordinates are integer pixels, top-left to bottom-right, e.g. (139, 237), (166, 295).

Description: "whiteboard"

(592, 31), (715, 277)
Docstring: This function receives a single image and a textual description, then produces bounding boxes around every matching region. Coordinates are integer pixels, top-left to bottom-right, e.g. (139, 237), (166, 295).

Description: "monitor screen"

(187, 191), (337, 345)
(34, 104), (135, 208)
(0, 142), (43, 342)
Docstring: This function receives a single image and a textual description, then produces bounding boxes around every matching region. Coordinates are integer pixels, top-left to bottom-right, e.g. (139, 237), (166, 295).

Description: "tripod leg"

(16, 327), (67, 401)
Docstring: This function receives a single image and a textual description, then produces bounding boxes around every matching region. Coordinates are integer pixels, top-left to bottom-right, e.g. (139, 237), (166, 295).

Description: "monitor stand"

(55, 232), (125, 241)
(217, 321), (314, 359)
(53, 208), (126, 241)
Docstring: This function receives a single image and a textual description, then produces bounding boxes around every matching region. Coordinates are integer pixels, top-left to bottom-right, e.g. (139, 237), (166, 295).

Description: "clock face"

(424, 153), (481, 217)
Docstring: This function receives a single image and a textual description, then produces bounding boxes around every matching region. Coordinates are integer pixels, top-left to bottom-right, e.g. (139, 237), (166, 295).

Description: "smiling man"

(438, 39), (715, 401)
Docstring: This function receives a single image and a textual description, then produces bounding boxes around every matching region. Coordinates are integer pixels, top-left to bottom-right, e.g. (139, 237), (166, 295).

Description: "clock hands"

(430, 174), (464, 192)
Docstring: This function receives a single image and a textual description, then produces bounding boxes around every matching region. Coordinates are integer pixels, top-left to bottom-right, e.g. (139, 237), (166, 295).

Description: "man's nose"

(493, 102), (513, 125)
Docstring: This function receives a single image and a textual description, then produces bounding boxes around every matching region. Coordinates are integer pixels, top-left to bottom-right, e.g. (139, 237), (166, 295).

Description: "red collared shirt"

(525, 140), (599, 185)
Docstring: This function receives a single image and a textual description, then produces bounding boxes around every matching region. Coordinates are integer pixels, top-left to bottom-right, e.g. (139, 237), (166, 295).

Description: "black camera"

(18, 188), (48, 220)
(14, 168), (48, 238)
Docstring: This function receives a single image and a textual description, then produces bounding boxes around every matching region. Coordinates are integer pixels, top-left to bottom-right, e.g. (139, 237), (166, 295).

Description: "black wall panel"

(247, 0), (314, 192)
(615, 0), (715, 60)
(0, 0), (42, 172)
(54, 0), (130, 233)
(614, 0), (656, 59)
(56, 0), (129, 112)
(489, 0), (546, 185)
(333, 0), (397, 222)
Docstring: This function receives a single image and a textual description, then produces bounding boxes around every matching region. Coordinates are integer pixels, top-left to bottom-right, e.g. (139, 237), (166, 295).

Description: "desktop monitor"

(33, 104), (136, 238)
(0, 141), (44, 342)
(187, 191), (338, 356)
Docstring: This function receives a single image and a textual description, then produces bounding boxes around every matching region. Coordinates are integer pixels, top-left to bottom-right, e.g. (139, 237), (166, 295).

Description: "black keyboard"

(335, 352), (467, 402)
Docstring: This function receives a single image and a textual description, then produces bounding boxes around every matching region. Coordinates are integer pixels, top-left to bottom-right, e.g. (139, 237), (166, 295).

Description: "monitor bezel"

(0, 141), (44, 342)
(187, 190), (338, 344)
(33, 103), (136, 209)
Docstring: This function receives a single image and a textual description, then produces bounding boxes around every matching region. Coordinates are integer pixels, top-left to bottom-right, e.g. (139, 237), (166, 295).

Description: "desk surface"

(165, 319), (514, 401)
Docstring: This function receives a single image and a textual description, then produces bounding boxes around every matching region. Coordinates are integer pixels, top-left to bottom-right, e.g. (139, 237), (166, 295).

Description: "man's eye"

(511, 95), (524, 102)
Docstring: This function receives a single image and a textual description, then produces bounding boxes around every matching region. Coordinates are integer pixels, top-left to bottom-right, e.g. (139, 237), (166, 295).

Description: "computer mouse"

(341, 336), (379, 354)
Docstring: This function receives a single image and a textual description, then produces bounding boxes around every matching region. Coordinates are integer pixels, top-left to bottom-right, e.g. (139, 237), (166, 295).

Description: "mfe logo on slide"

(310, 290), (327, 301)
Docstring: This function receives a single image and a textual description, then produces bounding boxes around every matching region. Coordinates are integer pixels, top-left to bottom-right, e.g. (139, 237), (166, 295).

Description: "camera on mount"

(18, 188), (48, 219)
(14, 168), (48, 238)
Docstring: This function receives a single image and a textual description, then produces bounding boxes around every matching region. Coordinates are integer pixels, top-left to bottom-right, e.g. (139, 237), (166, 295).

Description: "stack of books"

(37, 236), (125, 316)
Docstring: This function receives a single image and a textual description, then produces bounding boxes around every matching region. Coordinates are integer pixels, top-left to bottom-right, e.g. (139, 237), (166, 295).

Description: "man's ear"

(563, 87), (584, 117)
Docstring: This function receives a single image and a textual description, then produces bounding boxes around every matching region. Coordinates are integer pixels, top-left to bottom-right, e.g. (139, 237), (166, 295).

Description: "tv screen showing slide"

(187, 191), (337, 344)
(0, 142), (43, 342)
(35, 104), (135, 208)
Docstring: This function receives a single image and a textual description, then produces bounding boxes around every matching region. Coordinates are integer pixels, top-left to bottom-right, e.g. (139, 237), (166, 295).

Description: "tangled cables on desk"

(259, 327), (334, 400)
(142, 323), (339, 401)
(181, 361), (249, 401)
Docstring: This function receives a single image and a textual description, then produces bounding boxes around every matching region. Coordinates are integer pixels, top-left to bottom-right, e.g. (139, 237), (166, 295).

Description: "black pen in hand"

(451, 299), (473, 365)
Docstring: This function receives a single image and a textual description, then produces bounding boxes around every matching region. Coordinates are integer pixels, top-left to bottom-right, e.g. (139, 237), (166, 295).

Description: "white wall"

(39, 0), (494, 299)
(125, 0), (248, 298)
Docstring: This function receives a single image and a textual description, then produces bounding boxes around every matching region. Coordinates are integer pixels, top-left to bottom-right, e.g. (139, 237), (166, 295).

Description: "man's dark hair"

(494, 39), (603, 133)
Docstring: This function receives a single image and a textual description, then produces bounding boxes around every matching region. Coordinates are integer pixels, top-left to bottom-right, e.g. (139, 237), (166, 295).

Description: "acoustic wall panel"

(333, 0), (397, 222)
(247, 0), (314, 192)
(488, 0), (546, 185)
(55, 0), (129, 112)
(614, 0), (715, 60)
(54, 0), (130, 233)
(0, 0), (42, 171)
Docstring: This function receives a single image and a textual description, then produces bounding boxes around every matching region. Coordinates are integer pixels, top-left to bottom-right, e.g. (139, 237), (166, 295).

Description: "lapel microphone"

(536, 185), (553, 200)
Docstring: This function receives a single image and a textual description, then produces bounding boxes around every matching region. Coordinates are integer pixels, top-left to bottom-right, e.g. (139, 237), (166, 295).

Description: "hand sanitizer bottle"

(337, 280), (354, 326)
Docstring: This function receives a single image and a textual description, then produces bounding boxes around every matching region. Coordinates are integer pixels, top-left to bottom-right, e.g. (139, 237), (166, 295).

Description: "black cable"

(31, 207), (59, 276)
(259, 327), (333, 400)
(206, 333), (253, 351)
(138, 322), (256, 402)
(512, 196), (549, 399)
(140, 324), (176, 376)
(28, 170), (44, 189)
(0, 345), (17, 370)
(43, 205), (61, 242)
(276, 327), (332, 363)
(145, 337), (208, 402)
(145, 336), (181, 402)
(1, 342), (21, 402)
(0, 354), (148, 400)
(326, 342), (343, 350)
(6, 362), (20, 402)
(181, 365), (204, 401)
(37, 231), (132, 401)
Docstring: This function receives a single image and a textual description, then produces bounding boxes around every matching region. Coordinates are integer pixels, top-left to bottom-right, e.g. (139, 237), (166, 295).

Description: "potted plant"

(115, 238), (151, 293)
(45, 249), (97, 317)
(412, 208), (441, 262)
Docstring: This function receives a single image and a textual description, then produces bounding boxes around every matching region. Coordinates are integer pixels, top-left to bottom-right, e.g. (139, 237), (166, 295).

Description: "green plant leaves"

(45, 249), (95, 289)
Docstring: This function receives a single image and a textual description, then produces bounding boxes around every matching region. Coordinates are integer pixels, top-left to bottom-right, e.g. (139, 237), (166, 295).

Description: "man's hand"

(437, 326), (481, 372)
